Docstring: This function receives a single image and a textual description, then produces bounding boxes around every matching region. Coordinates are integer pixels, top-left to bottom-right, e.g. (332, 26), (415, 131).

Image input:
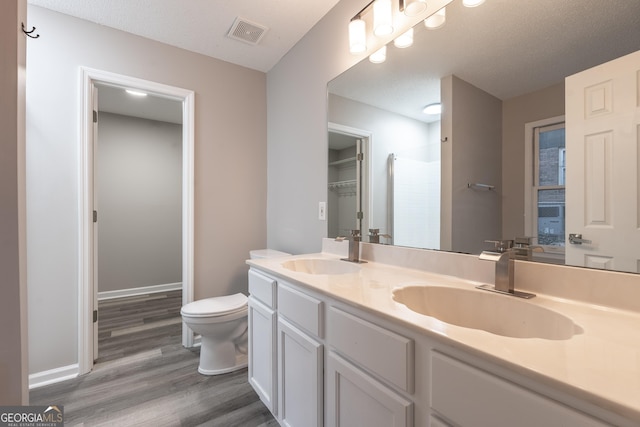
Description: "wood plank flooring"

(30, 291), (277, 427)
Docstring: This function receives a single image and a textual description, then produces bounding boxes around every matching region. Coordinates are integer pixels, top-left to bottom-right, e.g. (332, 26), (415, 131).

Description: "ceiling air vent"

(227, 17), (268, 46)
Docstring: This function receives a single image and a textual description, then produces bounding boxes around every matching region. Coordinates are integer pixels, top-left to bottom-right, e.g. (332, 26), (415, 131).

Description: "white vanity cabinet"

(247, 269), (278, 414)
(248, 266), (619, 427)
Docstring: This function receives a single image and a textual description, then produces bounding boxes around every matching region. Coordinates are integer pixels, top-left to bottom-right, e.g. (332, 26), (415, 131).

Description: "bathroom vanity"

(246, 242), (640, 427)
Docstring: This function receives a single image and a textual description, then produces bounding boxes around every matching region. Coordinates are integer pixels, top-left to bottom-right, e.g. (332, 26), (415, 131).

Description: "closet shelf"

(328, 179), (357, 196)
(329, 157), (357, 167)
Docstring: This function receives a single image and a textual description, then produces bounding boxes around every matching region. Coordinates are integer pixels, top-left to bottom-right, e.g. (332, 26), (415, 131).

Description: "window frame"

(524, 115), (566, 253)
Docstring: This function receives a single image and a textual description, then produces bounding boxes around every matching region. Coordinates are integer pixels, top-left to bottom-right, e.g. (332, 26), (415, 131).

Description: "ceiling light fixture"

(125, 89), (148, 97)
(393, 28), (414, 48)
(423, 103), (442, 115)
(369, 45), (387, 63)
(462, 0), (485, 7)
(401, 0), (427, 17)
(425, 7), (446, 29)
(373, 0), (394, 36)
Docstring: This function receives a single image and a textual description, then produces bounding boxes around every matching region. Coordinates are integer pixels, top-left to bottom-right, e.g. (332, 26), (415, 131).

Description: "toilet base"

(198, 352), (247, 375)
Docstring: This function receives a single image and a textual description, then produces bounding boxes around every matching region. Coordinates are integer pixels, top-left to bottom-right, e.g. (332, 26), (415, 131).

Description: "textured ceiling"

(28, 0), (640, 125)
(330, 0), (640, 123)
(28, 0), (342, 72)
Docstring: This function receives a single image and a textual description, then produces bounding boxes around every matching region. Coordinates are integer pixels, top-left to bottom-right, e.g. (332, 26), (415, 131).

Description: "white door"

(565, 50), (640, 272)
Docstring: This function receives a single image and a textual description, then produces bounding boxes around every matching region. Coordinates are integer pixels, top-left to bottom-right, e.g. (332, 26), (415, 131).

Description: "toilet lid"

(181, 293), (248, 317)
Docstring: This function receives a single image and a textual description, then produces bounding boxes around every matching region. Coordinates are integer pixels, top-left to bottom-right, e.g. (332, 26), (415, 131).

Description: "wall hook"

(22, 22), (40, 39)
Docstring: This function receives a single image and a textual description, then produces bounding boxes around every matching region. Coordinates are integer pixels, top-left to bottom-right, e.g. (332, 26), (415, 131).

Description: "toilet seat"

(181, 293), (248, 318)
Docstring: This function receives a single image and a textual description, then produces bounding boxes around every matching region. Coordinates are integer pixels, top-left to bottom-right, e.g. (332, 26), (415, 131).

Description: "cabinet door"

(326, 352), (413, 427)
(248, 296), (277, 414)
(278, 318), (323, 427)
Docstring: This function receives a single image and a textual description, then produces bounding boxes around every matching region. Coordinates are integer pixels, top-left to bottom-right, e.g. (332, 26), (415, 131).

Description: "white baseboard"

(98, 282), (182, 301)
(29, 364), (79, 389)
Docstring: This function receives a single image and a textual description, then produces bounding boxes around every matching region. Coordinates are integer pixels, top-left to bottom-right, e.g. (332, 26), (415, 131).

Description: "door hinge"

(93, 210), (98, 223)
(357, 211), (363, 220)
(93, 110), (98, 123)
(93, 310), (98, 323)
(357, 153), (364, 161)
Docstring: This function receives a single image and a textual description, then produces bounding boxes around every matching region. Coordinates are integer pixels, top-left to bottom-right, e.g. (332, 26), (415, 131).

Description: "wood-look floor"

(30, 290), (278, 427)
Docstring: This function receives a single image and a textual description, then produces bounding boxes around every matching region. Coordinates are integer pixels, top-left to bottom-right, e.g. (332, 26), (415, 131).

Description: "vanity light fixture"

(462, 0), (485, 7)
(125, 89), (148, 97)
(349, 18), (367, 54)
(393, 28), (414, 48)
(423, 103), (442, 115)
(369, 45), (387, 63)
(424, 7), (446, 29)
(401, 0), (427, 17)
(373, 0), (394, 36)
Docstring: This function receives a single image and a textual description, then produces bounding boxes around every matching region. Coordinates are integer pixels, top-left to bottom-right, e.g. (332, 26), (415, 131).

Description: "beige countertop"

(247, 252), (640, 423)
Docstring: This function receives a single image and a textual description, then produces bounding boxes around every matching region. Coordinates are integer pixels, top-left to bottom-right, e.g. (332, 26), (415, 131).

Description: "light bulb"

(349, 19), (367, 54)
(369, 46), (387, 64)
(404, 0), (427, 17)
(462, 0), (485, 7)
(373, 0), (393, 37)
(394, 28), (414, 48)
(425, 7), (446, 29)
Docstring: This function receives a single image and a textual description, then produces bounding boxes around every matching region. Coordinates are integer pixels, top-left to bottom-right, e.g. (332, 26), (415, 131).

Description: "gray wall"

(266, 0), (436, 254)
(26, 5), (267, 375)
(0, 0), (28, 404)
(441, 75), (502, 255)
(502, 82), (565, 240)
(97, 113), (182, 293)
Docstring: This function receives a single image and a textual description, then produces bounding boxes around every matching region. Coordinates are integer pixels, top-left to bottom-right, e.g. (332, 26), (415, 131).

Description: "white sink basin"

(281, 258), (361, 275)
(392, 285), (582, 340)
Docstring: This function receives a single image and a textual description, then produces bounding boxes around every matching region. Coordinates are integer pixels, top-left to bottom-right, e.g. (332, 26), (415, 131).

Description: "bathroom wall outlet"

(318, 202), (326, 220)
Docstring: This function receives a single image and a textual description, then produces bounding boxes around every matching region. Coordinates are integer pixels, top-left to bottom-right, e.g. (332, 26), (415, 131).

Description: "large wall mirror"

(328, 0), (640, 273)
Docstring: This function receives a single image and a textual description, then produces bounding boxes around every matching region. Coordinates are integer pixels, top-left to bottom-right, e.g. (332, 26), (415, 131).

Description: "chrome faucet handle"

(350, 229), (361, 237)
(484, 239), (514, 253)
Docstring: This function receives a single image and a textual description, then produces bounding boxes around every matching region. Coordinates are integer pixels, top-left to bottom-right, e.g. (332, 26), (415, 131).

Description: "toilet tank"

(250, 249), (291, 259)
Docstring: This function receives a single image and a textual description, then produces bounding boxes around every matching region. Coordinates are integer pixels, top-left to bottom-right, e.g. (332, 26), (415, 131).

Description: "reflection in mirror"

(327, 0), (640, 273)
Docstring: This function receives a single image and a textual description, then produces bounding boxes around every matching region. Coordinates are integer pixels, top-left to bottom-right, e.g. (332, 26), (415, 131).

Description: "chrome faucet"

(335, 230), (367, 264)
(477, 248), (535, 299)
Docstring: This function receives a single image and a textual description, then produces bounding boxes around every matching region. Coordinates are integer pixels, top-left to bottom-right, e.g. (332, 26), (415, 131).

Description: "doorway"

(79, 67), (195, 375)
(328, 123), (372, 239)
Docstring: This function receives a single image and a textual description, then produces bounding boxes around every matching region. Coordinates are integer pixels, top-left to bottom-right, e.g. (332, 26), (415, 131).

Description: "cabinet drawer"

(248, 269), (277, 308)
(278, 282), (323, 338)
(328, 307), (414, 393)
(430, 352), (609, 427)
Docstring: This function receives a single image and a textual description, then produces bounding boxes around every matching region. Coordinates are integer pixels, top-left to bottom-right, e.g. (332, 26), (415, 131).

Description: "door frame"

(328, 122), (373, 234)
(78, 67), (195, 374)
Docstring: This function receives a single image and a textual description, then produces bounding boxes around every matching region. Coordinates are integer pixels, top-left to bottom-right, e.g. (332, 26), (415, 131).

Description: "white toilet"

(181, 249), (290, 375)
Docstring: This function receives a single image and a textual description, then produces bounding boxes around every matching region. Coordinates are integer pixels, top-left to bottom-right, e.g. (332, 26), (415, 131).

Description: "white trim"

(328, 122), (374, 232)
(29, 364), (79, 389)
(78, 67), (196, 376)
(523, 115), (565, 238)
(97, 282), (183, 301)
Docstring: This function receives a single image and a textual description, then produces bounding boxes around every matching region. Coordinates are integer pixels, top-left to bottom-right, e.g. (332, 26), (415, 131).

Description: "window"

(524, 117), (566, 249)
